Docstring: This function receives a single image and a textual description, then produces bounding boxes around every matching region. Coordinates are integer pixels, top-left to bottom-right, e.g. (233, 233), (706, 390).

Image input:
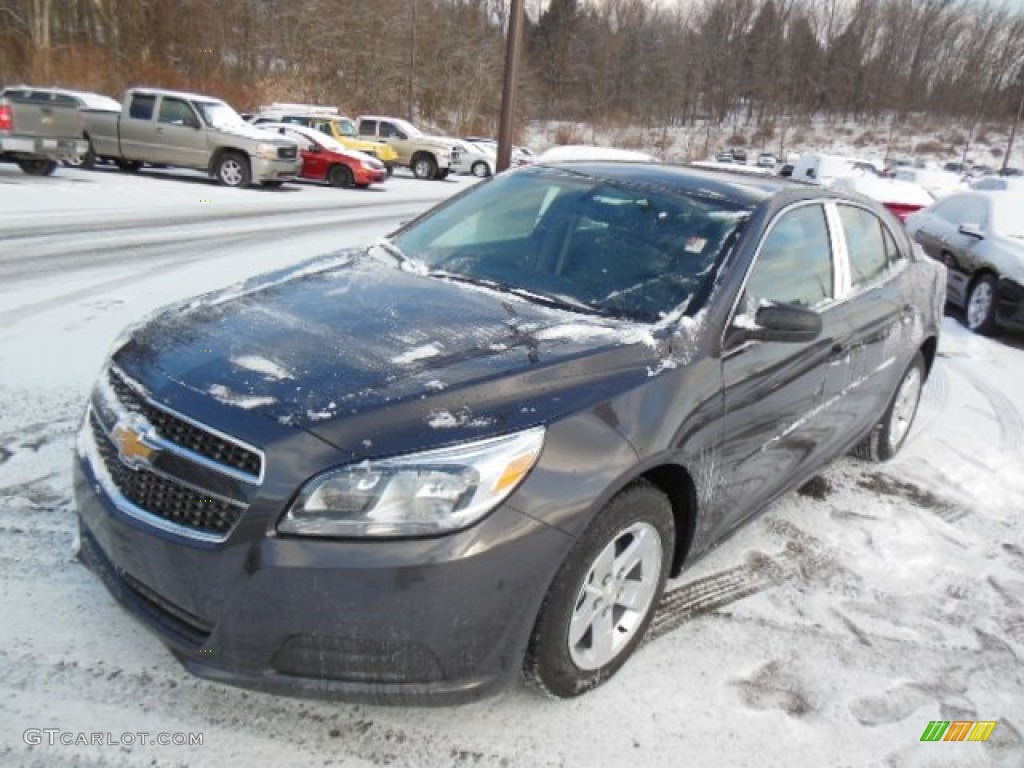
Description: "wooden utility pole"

(1002, 78), (1024, 175)
(496, 0), (526, 173)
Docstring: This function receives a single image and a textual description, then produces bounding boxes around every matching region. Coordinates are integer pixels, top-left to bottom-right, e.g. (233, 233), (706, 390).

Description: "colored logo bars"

(920, 721), (997, 742)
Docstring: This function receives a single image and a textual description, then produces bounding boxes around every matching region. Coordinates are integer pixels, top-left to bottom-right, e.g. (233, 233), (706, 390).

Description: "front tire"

(524, 481), (673, 698)
(854, 351), (926, 462)
(965, 274), (998, 335)
(17, 158), (57, 176)
(215, 152), (250, 188)
(328, 164), (354, 188)
(471, 160), (491, 178)
(411, 153), (437, 180)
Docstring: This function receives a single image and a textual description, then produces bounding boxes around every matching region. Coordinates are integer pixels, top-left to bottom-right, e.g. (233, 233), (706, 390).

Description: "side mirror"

(957, 222), (984, 239)
(730, 303), (822, 345)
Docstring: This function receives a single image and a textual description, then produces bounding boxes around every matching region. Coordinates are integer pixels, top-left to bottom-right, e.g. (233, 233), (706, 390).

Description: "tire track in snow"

(949, 361), (1024, 453)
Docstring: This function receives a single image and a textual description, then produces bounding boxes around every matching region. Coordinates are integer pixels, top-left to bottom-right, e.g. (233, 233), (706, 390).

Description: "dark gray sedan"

(74, 163), (945, 703)
(905, 190), (1024, 334)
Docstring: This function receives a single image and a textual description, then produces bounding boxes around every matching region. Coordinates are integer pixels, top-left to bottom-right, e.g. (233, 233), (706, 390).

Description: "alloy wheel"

(567, 521), (663, 671)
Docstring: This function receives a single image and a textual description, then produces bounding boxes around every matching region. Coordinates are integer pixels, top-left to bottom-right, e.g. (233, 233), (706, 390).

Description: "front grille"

(277, 145), (297, 160)
(109, 369), (261, 477)
(91, 412), (243, 536)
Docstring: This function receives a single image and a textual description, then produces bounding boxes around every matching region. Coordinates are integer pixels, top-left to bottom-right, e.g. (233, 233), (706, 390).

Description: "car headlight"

(255, 142), (280, 160)
(279, 426), (545, 538)
(361, 158), (383, 171)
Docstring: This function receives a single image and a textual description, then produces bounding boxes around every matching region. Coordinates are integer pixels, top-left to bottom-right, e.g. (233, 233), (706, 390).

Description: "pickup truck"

(0, 88), (89, 176)
(87, 88), (302, 187)
(356, 116), (461, 180)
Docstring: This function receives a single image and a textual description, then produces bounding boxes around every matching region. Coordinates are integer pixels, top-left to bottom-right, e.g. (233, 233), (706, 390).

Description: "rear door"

(119, 92), (158, 160)
(818, 203), (911, 452)
(710, 201), (845, 540)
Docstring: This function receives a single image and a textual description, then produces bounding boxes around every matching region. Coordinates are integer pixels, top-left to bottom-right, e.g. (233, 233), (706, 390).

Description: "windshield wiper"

(428, 270), (614, 317)
(370, 239), (427, 273)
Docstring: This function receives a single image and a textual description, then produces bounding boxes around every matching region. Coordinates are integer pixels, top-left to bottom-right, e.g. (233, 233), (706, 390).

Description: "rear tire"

(261, 180), (284, 189)
(965, 274), (998, 335)
(215, 152), (250, 188)
(116, 159), (142, 173)
(524, 480), (673, 698)
(17, 158), (57, 176)
(853, 351), (926, 462)
(434, 168), (450, 180)
(471, 160), (491, 178)
(328, 164), (354, 188)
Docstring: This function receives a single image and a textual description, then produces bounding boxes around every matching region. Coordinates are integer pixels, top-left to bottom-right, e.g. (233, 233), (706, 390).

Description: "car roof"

(536, 161), (804, 206)
(129, 87), (226, 104)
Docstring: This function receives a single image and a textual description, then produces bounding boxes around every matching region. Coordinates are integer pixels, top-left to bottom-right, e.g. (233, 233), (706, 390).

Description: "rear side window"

(359, 119), (377, 136)
(745, 204), (834, 308)
(838, 205), (889, 287)
(932, 195), (988, 226)
(129, 94), (156, 120)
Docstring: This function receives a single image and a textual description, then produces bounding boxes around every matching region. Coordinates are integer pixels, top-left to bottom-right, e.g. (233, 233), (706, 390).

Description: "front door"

(708, 202), (843, 542)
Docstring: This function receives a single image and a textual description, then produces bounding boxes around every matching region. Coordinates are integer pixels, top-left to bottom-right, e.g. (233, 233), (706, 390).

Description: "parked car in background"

(249, 104), (398, 174)
(0, 86), (88, 176)
(74, 163), (943, 704)
(729, 148), (747, 163)
(453, 140), (495, 177)
(943, 161), (970, 174)
(905, 191), (1024, 334)
(756, 152), (778, 168)
(970, 176), (1024, 192)
(832, 174), (935, 222)
(255, 122), (386, 188)
(356, 115), (461, 180)
(2, 85), (120, 168)
(791, 153), (859, 185)
(892, 168), (966, 199)
(86, 88), (301, 187)
(714, 152), (735, 163)
(463, 137), (533, 168)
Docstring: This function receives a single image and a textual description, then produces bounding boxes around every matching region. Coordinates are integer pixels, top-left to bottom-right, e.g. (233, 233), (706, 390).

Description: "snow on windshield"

(990, 194), (1024, 239)
(391, 167), (750, 323)
(196, 101), (246, 129)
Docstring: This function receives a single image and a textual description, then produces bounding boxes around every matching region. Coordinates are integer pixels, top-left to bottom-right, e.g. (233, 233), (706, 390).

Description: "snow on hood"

(114, 253), (675, 456)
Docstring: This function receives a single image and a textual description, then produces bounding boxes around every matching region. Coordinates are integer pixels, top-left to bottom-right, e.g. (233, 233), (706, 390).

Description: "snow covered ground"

(1, 163), (1023, 767)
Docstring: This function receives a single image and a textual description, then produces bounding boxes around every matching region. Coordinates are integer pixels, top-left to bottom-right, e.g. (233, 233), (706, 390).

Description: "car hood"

(114, 253), (668, 458)
(216, 122), (297, 146)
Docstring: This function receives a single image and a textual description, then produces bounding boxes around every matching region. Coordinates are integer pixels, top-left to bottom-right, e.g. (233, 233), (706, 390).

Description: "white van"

(791, 153), (877, 185)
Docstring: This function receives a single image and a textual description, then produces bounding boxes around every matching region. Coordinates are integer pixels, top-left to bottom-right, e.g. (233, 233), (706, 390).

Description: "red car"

(258, 122), (386, 188)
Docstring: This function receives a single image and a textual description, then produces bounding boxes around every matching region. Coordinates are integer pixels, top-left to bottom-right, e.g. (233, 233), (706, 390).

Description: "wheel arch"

(208, 146), (249, 175)
(638, 463), (698, 577)
(410, 149), (437, 166)
(919, 335), (938, 378)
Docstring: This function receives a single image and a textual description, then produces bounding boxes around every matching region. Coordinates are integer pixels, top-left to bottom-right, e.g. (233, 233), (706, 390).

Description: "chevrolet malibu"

(74, 163), (945, 703)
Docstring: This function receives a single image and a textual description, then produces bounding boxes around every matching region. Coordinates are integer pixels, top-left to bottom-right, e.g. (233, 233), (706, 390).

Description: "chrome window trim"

(721, 199), (839, 357)
(827, 201), (912, 305)
(109, 364), (266, 486)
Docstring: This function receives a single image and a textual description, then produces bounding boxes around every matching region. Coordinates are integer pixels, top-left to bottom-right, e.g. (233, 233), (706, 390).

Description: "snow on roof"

(538, 145), (660, 164)
(832, 175), (935, 206)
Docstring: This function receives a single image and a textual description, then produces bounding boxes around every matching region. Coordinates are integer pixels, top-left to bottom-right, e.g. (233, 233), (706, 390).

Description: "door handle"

(828, 343), (849, 362)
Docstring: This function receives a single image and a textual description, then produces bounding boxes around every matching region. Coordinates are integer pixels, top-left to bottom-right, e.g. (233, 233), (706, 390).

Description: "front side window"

(744, 204), (833, 309)
(838, 205), (889, 287)
(157, 98), (198, 127)
(128, 94), (156, 120)
(390, 168), (750, 322)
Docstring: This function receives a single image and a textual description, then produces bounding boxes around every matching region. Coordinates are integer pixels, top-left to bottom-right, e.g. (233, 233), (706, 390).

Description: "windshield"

(195, 101), (246, 129)
(390, 167), (750, 322)
(338, 118), (358, 137)
(392, 118), (422, 138)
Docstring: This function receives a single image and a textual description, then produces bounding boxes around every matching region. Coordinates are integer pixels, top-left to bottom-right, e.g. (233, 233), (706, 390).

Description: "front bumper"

(251, 156), (301, 182)
(73, 428), (572, 704)
(996, 276), (1024, 331)
(355, 167), (387, 185)
(1, 136), (88, 159)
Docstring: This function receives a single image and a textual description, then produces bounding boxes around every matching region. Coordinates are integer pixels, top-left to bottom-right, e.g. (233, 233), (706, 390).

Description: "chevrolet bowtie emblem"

(112, 421), (157, 468)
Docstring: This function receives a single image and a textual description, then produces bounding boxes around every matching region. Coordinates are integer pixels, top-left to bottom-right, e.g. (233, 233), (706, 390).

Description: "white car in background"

(970, 176), (1024, 192)
(832, 174), (935, 222)
(453, 140), (496, 177)
(892, 168), (967, 198)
